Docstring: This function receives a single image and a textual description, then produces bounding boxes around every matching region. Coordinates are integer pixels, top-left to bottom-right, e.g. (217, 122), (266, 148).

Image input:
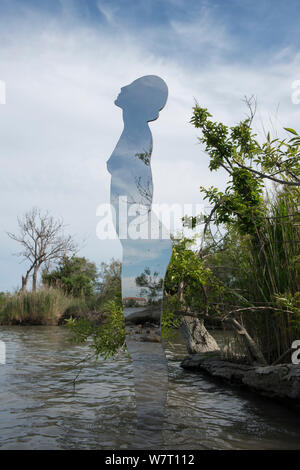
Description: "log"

(229, 318), (267, 366)
(180, 315), (220, 354)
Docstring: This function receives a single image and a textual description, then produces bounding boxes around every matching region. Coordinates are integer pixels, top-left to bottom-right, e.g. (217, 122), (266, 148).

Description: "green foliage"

(191, 103), (266, 235)
(191, 103), (300, 186)
(165, 237), (212, 310)
(135, 267), (163, 303)
(97, 259), (121, 303)
(242, 188), (300, 360)
(189, 101), (300, 363)
(43, 256), (98, 298)
(191, 102), (300, 236)
(65, 299), (126, 359)
(161, 296), (182, 343)
(274, 292), (300, 328)
(0, 292), (9, 310)
(203, 169), (264, 235)
(200, 187), (300, 362)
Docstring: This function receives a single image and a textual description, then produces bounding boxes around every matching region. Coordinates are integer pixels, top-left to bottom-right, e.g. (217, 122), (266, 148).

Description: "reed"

(0, 288), (79, 325)
(233, 187), (300, 362)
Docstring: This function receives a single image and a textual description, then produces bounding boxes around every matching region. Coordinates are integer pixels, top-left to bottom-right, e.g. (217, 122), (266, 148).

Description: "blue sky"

(1, 0), (300, 290)
(1, 0), (300, 65)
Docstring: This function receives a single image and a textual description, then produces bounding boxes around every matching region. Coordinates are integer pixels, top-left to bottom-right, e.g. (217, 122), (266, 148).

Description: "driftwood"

(180, 315), (220, 354)
(228, 318), (267, 366)
(175, 309), (267, 365)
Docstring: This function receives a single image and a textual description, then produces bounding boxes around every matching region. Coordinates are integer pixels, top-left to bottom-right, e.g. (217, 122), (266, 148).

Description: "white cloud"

(171, 10), (234, 54)
(97, 0), (117, 24)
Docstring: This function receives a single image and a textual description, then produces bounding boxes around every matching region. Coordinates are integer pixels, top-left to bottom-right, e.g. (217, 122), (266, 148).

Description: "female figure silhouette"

(107, 75), (172, 448)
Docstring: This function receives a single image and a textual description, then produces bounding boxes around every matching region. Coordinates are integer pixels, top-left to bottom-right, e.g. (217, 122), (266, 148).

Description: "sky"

(1, 0), (300, 291)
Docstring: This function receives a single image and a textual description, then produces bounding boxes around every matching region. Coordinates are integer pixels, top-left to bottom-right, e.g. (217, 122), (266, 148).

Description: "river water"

(0, 326), (300, 450)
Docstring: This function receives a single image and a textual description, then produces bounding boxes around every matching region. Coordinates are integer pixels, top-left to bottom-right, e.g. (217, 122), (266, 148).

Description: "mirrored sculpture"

(107, 75), (172, 448)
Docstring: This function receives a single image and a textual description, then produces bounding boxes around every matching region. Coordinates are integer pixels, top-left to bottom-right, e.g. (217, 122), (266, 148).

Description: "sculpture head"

(115, 75), (168, 122)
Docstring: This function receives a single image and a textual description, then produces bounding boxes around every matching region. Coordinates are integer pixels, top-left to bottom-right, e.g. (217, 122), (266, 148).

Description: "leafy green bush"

(161, 296), (182, 343)
(65, 299), (126, 359)
(43, 256), (98, 298)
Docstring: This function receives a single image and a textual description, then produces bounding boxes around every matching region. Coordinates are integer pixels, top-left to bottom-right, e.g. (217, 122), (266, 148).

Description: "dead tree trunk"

(21, 275), (28, 293)
(230, 318), (267, 365)
(21, 265), (34, 293)
(32, 264), (40, 292)
(180, 315), (220, 354)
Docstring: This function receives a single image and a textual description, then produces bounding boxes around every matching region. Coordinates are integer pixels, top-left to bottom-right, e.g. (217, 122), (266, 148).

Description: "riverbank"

(181, 352), (300, 407)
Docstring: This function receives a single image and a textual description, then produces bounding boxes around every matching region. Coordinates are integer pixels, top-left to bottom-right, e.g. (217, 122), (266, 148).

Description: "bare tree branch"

(7, 207), (77, 292)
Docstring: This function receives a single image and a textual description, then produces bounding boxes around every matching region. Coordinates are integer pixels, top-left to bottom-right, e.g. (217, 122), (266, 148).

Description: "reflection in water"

(1, 327), (300, 450)
(107, 75), (172, 447)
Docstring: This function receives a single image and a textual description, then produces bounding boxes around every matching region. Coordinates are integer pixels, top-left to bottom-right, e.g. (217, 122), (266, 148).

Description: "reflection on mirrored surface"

(107, 75), (171, 447)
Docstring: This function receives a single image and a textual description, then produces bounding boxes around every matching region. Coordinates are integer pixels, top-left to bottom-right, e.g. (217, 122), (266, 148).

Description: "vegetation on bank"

(0, 289), (79, 325)
(181, 98), (300, 364)
(0, 257), (121, 326)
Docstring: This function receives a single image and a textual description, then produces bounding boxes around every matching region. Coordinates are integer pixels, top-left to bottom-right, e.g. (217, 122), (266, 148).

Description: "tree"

(65, 299), (126, 360)
(165, 237), (212, 311)
(190, 98), (300, 237)
(188, 100), (300, 364)
(43, 256), (98, 298)
(97, 259), (121, 302)
(135, 267), (163, 304)
(7, 208), (76, 292)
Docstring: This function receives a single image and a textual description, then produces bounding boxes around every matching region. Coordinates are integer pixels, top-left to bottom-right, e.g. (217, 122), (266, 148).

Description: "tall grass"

(0, 288), (82, 325)
(231, 187), (300, 362)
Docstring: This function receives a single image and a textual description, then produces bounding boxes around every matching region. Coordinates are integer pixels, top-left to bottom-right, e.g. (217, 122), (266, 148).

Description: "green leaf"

(284, 127), (298, 136)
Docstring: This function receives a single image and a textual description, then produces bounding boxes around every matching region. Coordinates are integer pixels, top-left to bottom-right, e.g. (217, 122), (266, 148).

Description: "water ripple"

(0, 326), (300, 449)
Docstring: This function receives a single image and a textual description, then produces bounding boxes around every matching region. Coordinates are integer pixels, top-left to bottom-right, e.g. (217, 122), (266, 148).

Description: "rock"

(180, 353), (300, 404)
(180, 316), (220, 354)
(243, 364), (300, 401)
(125, 307), (161, 324)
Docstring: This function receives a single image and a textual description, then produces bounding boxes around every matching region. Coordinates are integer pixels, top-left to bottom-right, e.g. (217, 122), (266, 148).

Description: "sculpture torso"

(107, 123), (154, 236)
